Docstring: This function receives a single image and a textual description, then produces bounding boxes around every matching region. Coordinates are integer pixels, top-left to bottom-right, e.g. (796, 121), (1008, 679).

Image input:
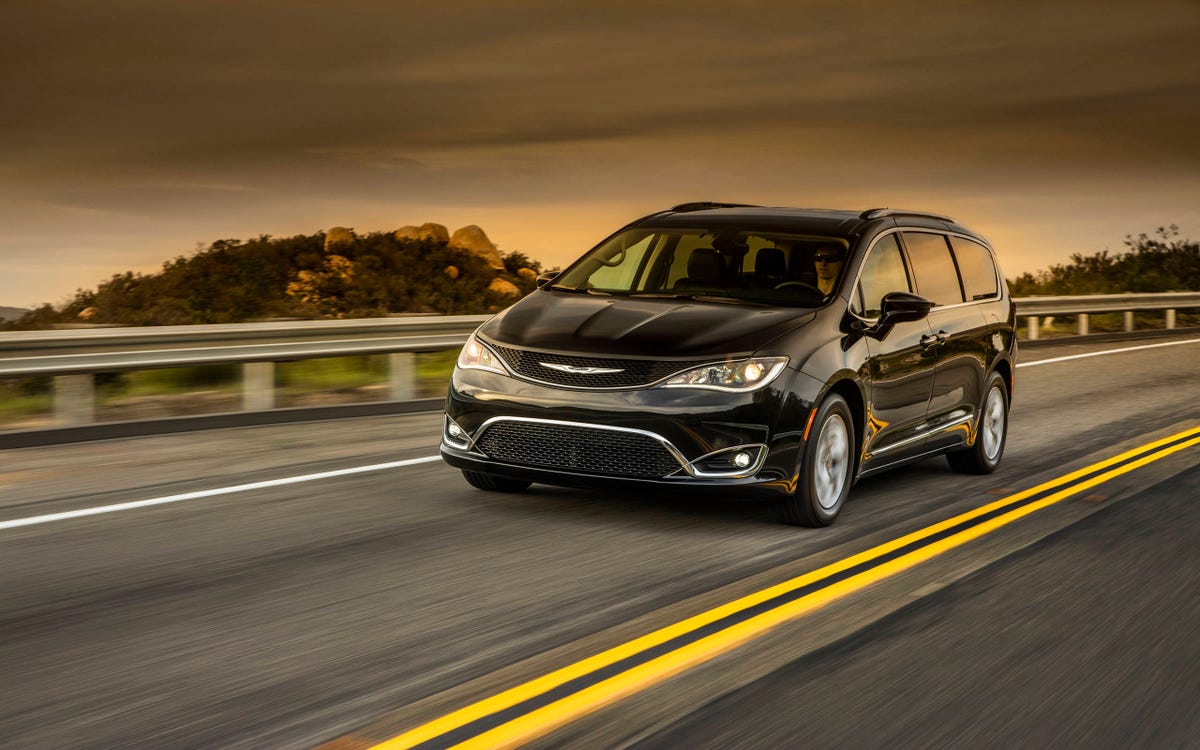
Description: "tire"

(779, 394), (854, 527)
(461, 469), (532, 492)
(946, 371), (1008, 474)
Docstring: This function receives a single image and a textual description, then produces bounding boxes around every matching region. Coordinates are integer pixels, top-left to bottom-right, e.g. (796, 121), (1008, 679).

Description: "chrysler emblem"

(540, 362), (625, 375)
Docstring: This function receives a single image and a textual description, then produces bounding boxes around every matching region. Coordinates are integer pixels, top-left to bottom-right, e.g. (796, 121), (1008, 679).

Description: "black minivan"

(441, 203), (1016, 526)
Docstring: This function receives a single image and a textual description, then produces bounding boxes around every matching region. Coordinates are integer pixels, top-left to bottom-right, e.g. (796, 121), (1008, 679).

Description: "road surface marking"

(363, 426), (1200, 750)
(1017, 337), (1200, 368)
(0, 456), (441, 531)
(4, 337), (1193, 532)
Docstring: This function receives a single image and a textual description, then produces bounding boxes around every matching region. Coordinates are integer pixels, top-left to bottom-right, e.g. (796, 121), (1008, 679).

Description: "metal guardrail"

(1013, 291), (1200, 340)
(2, 293), (1197, 428)
(1, 315), (488, 426)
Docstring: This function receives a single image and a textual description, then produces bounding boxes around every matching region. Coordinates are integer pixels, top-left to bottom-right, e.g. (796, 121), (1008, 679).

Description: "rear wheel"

(461, 470), (532, 492)
(946, 371), (1008, 474)
(779, 394), (854, 527)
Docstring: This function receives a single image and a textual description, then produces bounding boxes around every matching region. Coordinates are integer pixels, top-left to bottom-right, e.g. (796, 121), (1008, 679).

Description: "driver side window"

(855, 234), (911, 318)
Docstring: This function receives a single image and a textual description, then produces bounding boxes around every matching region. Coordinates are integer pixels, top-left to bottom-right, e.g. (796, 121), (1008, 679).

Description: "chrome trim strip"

(868, 413), (974, 457)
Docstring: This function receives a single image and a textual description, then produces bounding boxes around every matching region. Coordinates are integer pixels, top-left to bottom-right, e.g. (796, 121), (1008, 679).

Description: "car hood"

(479, 290), (816, 357)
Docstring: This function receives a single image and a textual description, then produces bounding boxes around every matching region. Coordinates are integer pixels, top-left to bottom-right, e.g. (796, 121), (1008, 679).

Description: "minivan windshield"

(552, 228), (851, 308)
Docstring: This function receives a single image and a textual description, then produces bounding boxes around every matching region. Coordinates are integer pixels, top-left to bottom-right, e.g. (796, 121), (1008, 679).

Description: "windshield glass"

(552, 228), (852, 307)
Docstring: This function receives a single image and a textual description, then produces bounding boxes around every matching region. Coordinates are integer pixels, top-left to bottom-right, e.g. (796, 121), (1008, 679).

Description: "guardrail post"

(389, 352), (416, 400)
(243, 362), (275, 411)
(53, 374), (95, 425)
(1025, 316), (1039, 341)
(1166, 309), (1176, 329)
(1123, 311), (1135, 332)
(1077, 314), (1089, 336)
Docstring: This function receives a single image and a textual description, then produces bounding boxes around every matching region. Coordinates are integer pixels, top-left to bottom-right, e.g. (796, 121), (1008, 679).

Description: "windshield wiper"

(629, 292), (766, 306)
(549, 284), (610, 295)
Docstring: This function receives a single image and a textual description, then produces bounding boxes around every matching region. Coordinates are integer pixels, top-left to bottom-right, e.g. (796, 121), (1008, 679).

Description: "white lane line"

(1017, 337), (1200, 368)
(6, 337), (1196, 532)
(0, 455), (442, 531)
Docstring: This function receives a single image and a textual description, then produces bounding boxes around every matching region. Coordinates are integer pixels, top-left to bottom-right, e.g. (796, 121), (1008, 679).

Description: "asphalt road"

(631, 465), (1200, 749)
(1, 334), (1198, 749)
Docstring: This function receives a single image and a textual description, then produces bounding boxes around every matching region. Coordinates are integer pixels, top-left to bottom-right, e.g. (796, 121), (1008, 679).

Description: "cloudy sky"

(2, 0), (1197, 307)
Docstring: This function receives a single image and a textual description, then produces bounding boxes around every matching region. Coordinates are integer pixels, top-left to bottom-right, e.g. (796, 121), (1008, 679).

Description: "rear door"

(900, 231), (989, 451)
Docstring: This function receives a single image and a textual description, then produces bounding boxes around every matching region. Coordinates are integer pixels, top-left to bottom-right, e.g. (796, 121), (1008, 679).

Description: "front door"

(853, 233), (938, 465)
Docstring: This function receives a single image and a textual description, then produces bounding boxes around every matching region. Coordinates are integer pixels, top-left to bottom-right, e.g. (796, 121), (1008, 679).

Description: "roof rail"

(670, 201), (762, 213)
(860, 208), (956, 223)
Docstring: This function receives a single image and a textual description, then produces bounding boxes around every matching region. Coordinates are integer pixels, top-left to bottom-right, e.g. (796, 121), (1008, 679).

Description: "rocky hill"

(3, 223), (544, 329)
(0, 306), (29, 322)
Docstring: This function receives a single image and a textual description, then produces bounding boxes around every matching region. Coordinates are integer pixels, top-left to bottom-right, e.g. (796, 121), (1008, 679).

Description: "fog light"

(733, 451), (752, 468)
(448, 423), (464, 438)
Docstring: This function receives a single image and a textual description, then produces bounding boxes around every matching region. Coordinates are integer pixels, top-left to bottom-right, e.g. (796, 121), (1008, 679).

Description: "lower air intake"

(475, 421), (682, 478)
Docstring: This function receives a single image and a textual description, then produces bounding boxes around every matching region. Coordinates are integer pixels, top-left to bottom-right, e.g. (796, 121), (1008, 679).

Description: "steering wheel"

(774, 281), (823, 294)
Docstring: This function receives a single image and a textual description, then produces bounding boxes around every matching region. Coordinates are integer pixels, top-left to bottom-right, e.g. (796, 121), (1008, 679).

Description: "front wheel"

(946, 372), (1008, 474)
(462, 470), (532, 492)
(779, 394), (854, 527)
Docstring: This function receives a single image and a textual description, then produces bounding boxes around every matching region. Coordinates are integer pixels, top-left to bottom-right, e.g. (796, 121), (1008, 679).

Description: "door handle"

(921, 331), (950, 349)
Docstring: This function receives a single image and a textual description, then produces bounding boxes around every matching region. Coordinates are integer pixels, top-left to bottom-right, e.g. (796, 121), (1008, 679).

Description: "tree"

(1007, 226), (1198, 296)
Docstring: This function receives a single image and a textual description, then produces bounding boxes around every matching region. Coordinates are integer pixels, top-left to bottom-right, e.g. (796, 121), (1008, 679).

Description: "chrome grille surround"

(463, 417), (768, 480)
(473, 417), (686, 479)
(488, 344), (716, 390)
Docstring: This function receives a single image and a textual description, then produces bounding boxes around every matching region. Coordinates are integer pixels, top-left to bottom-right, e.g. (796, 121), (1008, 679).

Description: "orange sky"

(2, 0), (1197, 307)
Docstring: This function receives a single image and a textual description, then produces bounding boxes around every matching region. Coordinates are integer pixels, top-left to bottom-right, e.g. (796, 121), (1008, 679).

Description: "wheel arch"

(826, 377), (865, 478)
(992, 356), (1013, 399)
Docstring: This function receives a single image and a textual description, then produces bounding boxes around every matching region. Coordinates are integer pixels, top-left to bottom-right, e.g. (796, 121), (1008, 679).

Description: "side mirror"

(535, 271), (558, 289)
(878, 291), (933, 326)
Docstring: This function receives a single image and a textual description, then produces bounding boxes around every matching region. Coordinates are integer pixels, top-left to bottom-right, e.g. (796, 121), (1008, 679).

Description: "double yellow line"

(371, 425), (1200, 750)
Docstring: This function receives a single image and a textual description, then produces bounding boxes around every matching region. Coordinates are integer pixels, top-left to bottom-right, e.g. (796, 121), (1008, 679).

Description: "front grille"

(475, 421), (683, 478)
(490, 344), (712, 389)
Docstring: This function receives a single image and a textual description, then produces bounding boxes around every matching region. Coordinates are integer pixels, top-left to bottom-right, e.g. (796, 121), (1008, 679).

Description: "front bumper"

(440, 445), (797, 501)
(441, 365), (822, 498)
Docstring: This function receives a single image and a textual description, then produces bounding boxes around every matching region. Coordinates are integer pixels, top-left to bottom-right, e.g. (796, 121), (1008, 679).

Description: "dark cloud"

(1, 0), (1198, 304)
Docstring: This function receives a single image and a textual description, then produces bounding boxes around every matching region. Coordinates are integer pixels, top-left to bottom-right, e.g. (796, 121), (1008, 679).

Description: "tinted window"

(902, 232), (964, 306)
(856, 234), (910, 317)
(949, 236), (999, 300)
(587, 233), (655, 289)
(553, 228), (848, 308)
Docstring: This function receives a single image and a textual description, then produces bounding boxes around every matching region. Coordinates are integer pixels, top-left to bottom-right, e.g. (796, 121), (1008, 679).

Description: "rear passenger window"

(949, 236), (999, 300)
(902, 232), (964, 306)
(856, 234), (911, 318)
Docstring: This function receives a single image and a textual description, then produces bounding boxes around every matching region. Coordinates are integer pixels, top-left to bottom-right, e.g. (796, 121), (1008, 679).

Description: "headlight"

(660, 356), (788, 392)
(456, 333), (509, 376)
